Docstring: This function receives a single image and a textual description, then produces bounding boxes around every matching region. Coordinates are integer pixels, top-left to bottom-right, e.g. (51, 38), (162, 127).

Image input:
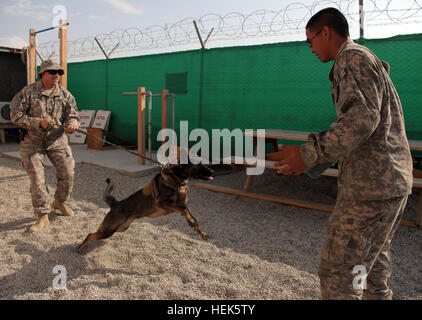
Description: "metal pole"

(94, 38), (111, 108)
(94, 38), (120, 59)
(359, 0), (364, 39)
(193, 20), (205, 49)
(108, 43), (120, 58)
(161, 89), (169, 149)
(95, 37), (109, 59)
(203, 28), (214, 47)
(137, 87), (146, 165)
(122, 90), (175, 160)
(25, 47), (30, 85)
(35, 49), (44, 61)
(146, 91), (152, 164)
(34, 22), (69, 35)
(168, 93), (175, 130)
(34, 26), (57, 35)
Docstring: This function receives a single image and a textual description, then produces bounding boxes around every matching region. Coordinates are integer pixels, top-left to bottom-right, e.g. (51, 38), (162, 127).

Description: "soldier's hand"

(40, 118), (52, 129)
(66, 125), (76, 133)
(273, 144), (307, 176)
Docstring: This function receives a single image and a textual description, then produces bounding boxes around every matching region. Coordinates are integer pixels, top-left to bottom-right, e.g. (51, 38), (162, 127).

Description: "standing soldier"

(10, 60), (80, 232)
(274, 8), (413, 299)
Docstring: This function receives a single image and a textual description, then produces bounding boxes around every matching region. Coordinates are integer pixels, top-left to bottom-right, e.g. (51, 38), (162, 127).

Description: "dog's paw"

(201, 232), (210, 240)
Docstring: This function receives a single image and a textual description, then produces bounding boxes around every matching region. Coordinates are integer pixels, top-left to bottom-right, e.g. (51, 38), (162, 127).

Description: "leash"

(59, 124), (159, 164)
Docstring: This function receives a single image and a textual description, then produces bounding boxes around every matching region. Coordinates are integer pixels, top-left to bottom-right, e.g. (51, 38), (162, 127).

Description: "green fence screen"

(67, 33), (422, 152)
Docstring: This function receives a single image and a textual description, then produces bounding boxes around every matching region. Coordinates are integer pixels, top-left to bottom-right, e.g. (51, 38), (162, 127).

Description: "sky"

(1, 0), (421, 61)
(1, 0), (306, 47)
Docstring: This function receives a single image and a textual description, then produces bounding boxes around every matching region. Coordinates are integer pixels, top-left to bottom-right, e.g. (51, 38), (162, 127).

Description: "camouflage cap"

(38, 59), (64, 77)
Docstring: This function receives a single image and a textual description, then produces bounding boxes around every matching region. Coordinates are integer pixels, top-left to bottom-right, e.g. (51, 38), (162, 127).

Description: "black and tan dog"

(78, 163), (214, 253)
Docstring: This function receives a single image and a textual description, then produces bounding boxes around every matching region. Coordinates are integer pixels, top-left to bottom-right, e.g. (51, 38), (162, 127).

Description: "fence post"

(138, 87), (146, 165)
(59, 19), (68, 89)
(29, 29), (36, 84)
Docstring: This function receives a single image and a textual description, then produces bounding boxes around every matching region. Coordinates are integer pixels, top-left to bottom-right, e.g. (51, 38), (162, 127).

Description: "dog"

(78, 163), (214, 253)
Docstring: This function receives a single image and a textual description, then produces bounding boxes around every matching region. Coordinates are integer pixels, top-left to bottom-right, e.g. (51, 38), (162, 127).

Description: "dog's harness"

(152, 166), (188, 206)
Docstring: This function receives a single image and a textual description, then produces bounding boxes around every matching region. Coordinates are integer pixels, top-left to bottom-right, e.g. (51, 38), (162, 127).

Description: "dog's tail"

(103, 178), (118, 207)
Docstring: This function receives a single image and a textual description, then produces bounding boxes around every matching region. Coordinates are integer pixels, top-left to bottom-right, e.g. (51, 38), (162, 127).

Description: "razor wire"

(37, 0), (422, 61)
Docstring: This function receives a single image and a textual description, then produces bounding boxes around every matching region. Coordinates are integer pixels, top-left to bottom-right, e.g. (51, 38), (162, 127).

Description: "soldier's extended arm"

(300, 50), (383, 167)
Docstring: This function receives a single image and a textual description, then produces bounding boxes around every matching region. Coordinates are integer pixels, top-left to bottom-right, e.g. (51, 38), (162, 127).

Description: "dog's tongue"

(208, 177), (214, 180)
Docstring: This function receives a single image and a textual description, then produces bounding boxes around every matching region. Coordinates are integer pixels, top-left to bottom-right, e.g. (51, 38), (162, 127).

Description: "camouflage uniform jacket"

(10, 81), (80, 146)
(300, 39), (413, 201)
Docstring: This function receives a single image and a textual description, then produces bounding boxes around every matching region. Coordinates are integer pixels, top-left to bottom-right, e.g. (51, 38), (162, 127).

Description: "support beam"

(203, 28), (214, 47)
(193, 20), (205, 49)
(29, 29), (36, 84)
(59, 19), (68, 89)
(137, 87), (146, 165)
(195, 183), (334, 212)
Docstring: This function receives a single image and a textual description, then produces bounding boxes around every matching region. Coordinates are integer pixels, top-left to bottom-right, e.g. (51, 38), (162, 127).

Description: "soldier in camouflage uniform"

(10, 60), (80, 232)
(274, 8), (413, 299)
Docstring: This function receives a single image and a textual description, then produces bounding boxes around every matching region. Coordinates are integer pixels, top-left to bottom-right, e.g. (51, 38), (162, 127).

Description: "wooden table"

(195, 129), (422, 230)
(244, 129), (422, 151)
(409, 140), (422, 151)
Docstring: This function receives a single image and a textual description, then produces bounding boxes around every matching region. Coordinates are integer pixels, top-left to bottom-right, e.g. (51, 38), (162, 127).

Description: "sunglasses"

(47, 69), (64, 76)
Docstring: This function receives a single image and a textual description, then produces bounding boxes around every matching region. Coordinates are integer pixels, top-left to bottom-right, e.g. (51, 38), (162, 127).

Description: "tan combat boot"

(29, 214), (50, 232)
(53, 200), (75, 216)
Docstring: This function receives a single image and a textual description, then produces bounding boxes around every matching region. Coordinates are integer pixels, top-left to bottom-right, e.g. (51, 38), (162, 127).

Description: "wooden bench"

(195, 129), (422, 230)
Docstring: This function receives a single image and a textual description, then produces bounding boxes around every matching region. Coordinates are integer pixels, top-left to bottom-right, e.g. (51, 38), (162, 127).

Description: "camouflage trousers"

(318, 195), (408, 300)
(20, 136), (75, 217)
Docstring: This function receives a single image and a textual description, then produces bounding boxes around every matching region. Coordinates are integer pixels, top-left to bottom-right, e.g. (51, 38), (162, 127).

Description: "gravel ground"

(0, 142), (421, 300)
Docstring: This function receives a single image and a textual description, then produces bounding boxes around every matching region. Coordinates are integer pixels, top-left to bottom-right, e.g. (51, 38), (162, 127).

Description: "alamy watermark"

(52, 265), (67, 290)
(352, 265), (367, 290)
(52, 5), (67, 27)
(156, 121), (267, 175)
